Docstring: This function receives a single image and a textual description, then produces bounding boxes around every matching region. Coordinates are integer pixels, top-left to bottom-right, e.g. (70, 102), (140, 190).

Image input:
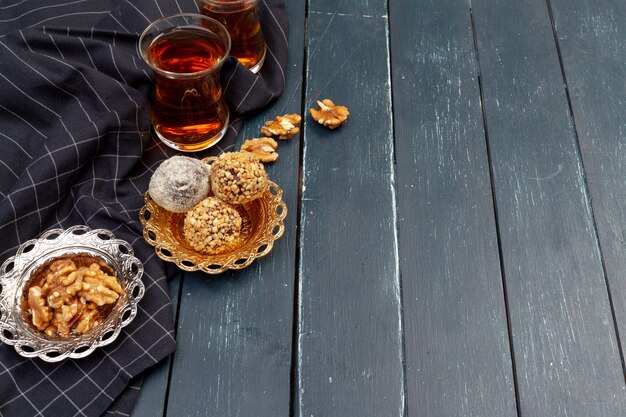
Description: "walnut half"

(260, 114), (302, 139)
(241, 138), (279, 163)
(309, 99), (349, 129)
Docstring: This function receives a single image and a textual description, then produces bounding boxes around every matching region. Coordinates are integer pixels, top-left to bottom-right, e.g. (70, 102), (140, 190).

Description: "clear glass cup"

(198, 0), (266, 73)
(138, 13), (231, 152)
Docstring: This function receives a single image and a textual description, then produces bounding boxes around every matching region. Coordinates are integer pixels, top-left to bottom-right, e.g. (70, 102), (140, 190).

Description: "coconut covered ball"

(183, 197), (243, 254)
(210, 152), (269, 204)
(149, 156), (211, 213)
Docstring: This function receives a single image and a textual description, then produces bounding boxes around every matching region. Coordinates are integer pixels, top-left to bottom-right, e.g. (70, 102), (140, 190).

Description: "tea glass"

(139, 13), (231, 151)
(198, 0), (266, 73)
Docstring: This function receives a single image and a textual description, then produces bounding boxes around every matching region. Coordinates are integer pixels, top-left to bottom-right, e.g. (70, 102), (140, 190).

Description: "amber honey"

(21, 255), (118, 339)
(199, 0), (266, 72)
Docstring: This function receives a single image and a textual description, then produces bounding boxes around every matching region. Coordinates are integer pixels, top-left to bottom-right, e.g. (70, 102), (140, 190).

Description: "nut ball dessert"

(149, 156), (211, 213)
(183, 197), (243, 254)
(210, 152), (269, 204)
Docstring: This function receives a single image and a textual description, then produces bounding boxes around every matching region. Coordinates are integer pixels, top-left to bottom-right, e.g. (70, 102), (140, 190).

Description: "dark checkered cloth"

(0, 0), (288, 415)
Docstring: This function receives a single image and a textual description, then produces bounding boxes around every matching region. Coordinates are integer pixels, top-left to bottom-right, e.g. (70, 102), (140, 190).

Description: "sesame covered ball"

(149, 156), (211, 213)
(210, 152), (269, 205)
(183, 197), (243, 254)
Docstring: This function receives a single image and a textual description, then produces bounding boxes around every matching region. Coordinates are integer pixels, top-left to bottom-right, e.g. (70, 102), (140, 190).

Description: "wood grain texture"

(389, 0), (517, 415)
(163, 1), (305, 416)
(295, 0), (403, 416)
(132, 272), (181, 417)
(549, 0), (626, 373)
(472, 0), (626, 415)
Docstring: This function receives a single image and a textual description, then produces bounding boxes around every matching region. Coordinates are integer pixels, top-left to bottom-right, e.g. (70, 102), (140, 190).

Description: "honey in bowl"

(21, 255), (122, 339)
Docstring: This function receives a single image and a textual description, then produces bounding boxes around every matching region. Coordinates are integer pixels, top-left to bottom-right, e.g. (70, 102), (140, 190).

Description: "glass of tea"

(198, 0), (266, 73)
(138, 14), (231, 151)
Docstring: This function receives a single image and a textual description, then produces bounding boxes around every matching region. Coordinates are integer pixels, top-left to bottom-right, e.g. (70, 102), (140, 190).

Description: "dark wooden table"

(133, 0), (626, 415)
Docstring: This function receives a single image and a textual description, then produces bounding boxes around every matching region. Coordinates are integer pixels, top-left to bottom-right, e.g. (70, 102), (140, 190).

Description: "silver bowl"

(0, 226), (145, 362)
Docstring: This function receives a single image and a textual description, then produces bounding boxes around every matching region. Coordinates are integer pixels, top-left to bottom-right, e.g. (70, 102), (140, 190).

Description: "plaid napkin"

(0, 0), (288, 416)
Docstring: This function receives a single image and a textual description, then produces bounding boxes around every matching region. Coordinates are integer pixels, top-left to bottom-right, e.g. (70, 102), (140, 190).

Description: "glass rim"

(138, 13), (232, 79)
(199, 0), (258, 6)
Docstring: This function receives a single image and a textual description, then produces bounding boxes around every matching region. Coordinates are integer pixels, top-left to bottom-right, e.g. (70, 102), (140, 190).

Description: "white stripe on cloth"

(0, 0), (91, 22)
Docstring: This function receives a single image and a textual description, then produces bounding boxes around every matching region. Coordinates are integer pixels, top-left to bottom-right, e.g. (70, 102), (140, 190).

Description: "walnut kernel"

(28, 286), (52, 330)
(260, 114), (302, 139)
(309, 99), (349, 129)
(79, 272), (122, 306)
(241, 138), (279, 163)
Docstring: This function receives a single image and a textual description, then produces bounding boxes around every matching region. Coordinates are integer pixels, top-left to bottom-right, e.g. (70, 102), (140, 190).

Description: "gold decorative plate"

(139, 181), (287, 274)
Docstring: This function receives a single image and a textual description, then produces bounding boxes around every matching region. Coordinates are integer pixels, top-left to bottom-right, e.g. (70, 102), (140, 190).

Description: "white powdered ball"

(149, 156), (211, 213)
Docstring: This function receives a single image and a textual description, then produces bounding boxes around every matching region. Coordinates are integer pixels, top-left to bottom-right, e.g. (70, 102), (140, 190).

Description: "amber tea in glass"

(139, 14), (231, 151)
(198, 0), (266, 73)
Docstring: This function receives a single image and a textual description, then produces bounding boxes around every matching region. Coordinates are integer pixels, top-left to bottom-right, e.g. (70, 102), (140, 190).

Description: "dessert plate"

(140, 181), (287, 274)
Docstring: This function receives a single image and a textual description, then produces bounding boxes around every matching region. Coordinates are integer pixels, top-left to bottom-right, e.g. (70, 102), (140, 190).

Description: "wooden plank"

(389, 0), (518, 415)
(471, 0), (626, 415)
(132, 272), (182, 417)
(548, 0), (626, 373)
(163, 0), (305, 415)
(295, 1), (403, 416)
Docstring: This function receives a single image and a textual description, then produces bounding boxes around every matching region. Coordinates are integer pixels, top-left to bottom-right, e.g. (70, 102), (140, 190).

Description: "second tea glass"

(198, 0), (267, 73)
(139, 13), (231, 151)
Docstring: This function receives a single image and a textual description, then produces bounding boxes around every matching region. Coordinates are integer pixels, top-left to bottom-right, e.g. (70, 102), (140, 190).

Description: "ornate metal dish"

(0, 226), (145, 362)
(140, 180), (287, 274)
